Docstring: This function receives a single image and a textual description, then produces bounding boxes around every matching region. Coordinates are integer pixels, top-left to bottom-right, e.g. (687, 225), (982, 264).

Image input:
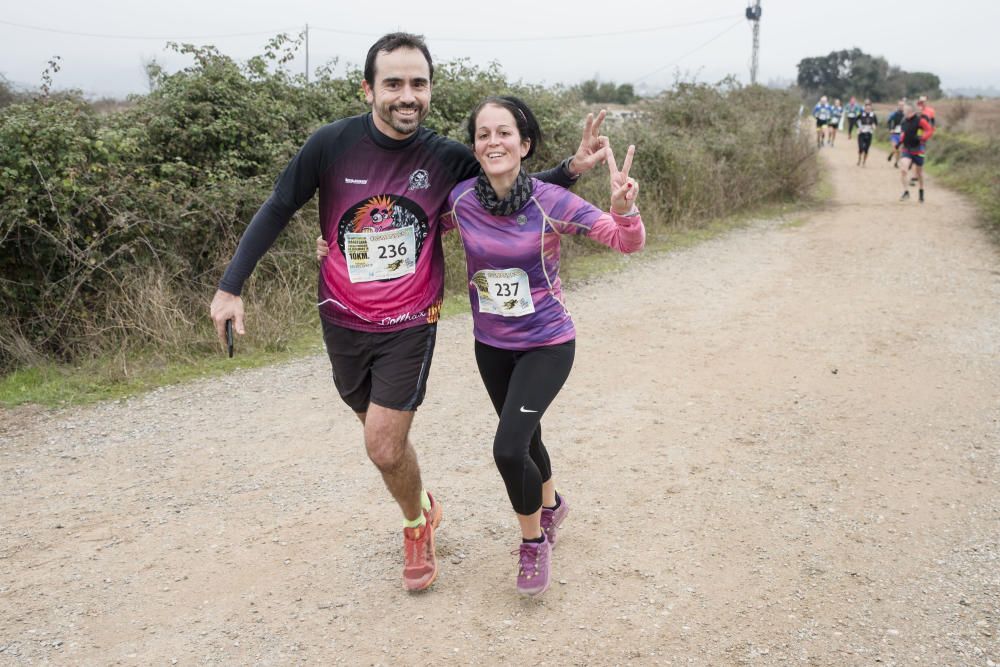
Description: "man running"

(812, 96), (832, 148)
(845, 96), (863, 139)
(909, 96), (938, 185)
(886, 100), (905, 167)
(208, 32), (609, 592)
(897, 102), (935, 202)
(856, 99), (877, 166)
(917, 95), (937, 127)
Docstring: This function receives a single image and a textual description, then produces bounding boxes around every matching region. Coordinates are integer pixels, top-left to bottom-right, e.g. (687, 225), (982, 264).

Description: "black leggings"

(858, 132), (873, 155)
(474, 339), (575, 515)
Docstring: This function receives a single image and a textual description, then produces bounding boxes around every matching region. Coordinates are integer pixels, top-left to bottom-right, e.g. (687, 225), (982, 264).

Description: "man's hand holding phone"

(210, 290), (244, 356)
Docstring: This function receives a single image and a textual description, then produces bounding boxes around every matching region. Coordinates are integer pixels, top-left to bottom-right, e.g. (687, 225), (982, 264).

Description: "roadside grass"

(0, 196), (812, 410)
(0, 334), (324, 408)
(923, 134), (1000, 239)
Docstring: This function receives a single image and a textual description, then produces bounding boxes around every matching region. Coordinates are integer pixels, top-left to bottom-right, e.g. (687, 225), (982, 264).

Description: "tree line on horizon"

(797, 48), (941, 102)
(575, 79), (638, 105)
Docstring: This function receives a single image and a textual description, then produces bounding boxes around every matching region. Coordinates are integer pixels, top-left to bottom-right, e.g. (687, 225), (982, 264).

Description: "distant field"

(932, 98), (1000, 134)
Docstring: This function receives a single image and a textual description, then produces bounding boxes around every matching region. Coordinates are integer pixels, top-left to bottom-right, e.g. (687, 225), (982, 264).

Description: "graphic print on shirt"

(337, 194), (429, 283)
(407, 169), (430, 191)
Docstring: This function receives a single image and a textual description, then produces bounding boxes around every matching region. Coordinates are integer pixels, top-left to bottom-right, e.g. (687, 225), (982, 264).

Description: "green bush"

(562, 80), (815, 235)
(0, 42), (365, 369)
(0, 45), (814, 374)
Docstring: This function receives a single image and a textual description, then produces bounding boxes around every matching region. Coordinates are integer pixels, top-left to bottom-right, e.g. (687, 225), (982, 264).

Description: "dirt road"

(2, 140), (998, 666)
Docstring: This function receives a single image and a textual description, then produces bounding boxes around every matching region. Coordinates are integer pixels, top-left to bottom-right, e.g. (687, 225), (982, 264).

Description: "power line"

(632, 18), (745, 83)
(0, 18), (300, 41)
(311, 16), (738, 43)
(0, 15), (738, 44)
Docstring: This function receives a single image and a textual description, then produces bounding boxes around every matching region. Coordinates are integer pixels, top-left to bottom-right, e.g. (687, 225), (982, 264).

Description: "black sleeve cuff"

(560, 156), (581, 181)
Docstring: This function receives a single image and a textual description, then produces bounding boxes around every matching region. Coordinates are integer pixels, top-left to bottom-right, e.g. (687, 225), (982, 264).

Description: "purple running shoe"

(540, 492), (570, 548)
(515, 535), (551, 596)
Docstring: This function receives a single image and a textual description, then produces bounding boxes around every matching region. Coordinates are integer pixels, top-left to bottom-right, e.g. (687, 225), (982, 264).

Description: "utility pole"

(305, 23), (310, 83)
(745, 1), (762, 85)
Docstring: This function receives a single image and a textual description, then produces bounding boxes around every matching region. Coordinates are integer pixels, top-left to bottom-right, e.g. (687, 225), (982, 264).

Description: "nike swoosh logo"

(520, 406), (538, 413)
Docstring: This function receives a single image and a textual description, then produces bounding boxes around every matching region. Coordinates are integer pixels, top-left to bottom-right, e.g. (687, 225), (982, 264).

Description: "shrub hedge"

(0, 44), (814, 373)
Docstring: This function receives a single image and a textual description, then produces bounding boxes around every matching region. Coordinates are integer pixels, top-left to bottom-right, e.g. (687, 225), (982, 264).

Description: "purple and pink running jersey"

(219, 113), (578, 334)
(444, 178), (645, 350)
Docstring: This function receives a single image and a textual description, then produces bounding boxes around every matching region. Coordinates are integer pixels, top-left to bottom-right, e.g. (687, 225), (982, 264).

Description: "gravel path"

(2, 140), (998, 666)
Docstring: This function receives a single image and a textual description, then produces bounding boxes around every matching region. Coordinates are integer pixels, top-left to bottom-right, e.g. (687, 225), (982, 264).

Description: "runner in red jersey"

(897, 103), (935, 203)
(917, 96), (937, 127)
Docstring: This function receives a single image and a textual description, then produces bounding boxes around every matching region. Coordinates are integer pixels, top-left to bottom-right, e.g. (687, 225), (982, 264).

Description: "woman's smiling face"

(472, 104), (530, 179)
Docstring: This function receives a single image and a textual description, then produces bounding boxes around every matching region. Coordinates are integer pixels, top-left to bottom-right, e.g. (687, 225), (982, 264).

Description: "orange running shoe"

(424, 491), (443, 529)
(402, 493), (442, 591)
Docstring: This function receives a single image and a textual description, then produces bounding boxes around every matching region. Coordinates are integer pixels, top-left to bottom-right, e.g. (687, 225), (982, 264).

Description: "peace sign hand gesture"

(607, 143), (638, 215)
(567, 110), (610, 175)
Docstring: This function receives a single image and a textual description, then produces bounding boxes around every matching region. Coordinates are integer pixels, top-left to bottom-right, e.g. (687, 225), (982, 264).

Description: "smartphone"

(225, 319), (234, 358)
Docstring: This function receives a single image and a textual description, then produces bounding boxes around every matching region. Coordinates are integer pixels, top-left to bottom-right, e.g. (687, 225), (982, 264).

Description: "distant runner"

(910, 96), (938, 185)
(897, 102), (935, 203)
(812, 96), (832, 148)
(845, 96), (863, 139)
(856, 100), (878, 166)
(917, 96), (937, 127)
(886, 100), (905, 167)
(828, 99), (844, 147)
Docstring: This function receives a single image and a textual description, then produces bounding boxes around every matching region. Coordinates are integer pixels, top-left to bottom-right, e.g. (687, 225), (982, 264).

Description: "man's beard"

(375, 101), (426, 136)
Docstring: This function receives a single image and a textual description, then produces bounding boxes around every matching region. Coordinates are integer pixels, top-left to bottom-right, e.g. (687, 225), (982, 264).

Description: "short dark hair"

(364, 33), (433, 86)
(466, 96), (543, 161)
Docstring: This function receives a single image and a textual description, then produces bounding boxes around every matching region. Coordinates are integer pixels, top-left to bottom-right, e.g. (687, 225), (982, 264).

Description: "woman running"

(856, 100), (878, 166)
(319, 97), (644, 596)
(446, 96), (643, 595)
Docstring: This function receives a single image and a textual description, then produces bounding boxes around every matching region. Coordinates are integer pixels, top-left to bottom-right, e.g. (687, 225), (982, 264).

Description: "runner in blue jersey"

(317, 96), (645, 595)
(828, 99), (844, 147)
(812, 96), (832, 148)
(210, 32), (611, 593)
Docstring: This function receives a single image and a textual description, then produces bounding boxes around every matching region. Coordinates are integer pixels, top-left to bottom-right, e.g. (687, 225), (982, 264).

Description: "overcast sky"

(2, 0), (996, 98)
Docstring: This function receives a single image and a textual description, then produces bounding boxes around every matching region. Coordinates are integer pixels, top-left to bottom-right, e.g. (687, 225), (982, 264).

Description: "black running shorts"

(858, 133), (873, 153)
(321, 320), (437, 413)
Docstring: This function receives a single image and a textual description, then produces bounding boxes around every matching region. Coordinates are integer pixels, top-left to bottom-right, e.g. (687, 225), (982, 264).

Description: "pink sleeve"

(586, 211), (646, 254)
